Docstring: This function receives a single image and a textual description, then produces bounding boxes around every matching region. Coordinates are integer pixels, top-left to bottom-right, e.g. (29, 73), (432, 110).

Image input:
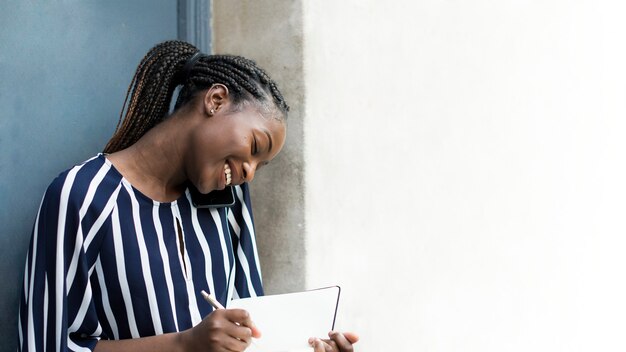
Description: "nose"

(242, 161), (257, 182)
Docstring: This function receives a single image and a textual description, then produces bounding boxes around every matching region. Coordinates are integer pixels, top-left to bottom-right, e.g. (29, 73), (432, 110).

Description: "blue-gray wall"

(0, 1), (200, 350)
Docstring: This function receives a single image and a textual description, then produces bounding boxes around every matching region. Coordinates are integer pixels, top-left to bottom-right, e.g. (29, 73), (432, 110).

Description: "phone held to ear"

(189, 184), (236, 208)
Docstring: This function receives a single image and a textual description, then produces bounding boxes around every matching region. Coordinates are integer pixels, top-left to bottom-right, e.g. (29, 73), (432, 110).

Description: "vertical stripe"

(96, 256), (119, 339)
(22, 248), (30, 302)
(55, 165), (82, 352)
(234, 186), (263, 280)
(209, 209), (231, 286)
(84, 183), (122, 250)
(224, 208), (237, 302)
(153, 203), (180, 332)
(88, 262), (103, 338)
(226, 257), (236, 303)
(187, 194), (216, 296)
(66, 163), (110, 290)
(18, 313), (24, 350)
(17, 310), (23, 350)
(43, 275), (48, 352)
(171, 206), (189, 280)
(19, 246), (30, 350)
(124, 183), (163, 335)
(111, 206), (140, 338)
(172, 205), (202, 325)
(26, 204), (41, 351)
(68, 278), (93, 333)
(227, 210), (257, 297)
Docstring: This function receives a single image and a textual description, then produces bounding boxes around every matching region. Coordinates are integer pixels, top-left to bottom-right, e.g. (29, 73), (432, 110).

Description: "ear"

(203, 84), (230, 116)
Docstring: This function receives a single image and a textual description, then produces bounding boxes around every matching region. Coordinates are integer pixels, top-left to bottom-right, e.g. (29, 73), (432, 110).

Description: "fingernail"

(308, 337), (315, 346)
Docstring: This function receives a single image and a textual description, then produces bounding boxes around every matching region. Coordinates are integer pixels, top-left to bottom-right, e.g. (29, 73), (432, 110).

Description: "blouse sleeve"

(19, 169), (104, 352)
(228, 183), (265, 298)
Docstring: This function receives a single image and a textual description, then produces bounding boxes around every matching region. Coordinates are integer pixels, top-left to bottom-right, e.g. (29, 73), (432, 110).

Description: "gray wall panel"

(0, 1), (179, 350)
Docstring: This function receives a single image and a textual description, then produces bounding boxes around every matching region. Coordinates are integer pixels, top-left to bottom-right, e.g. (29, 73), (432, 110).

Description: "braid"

(104, 40), (289, 153)
(178, 54), (290, 114)
(104, 41), (198, 153)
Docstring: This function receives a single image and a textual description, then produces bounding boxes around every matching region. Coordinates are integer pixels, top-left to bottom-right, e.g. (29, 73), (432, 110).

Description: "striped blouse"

(18, 154), (264, 351)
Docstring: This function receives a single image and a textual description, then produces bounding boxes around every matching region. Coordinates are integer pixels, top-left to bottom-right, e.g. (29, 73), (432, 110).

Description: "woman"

(19, 40), (357, 352)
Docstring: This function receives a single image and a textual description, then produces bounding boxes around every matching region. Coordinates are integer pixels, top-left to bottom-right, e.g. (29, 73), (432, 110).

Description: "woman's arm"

(95, 308), (260, 352)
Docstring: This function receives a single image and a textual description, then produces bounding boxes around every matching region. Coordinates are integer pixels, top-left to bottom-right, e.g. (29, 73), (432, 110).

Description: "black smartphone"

(188, 184), (236, 208)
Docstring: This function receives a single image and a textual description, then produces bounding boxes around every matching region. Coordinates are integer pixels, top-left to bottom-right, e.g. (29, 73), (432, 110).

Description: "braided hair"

(103, 40), (289, 153)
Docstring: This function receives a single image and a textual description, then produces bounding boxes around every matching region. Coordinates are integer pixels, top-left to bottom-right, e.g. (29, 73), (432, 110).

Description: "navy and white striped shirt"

(18, 154), (264, 351)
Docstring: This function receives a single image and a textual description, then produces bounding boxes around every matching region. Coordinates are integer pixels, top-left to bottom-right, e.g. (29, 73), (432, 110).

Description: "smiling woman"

(102, 41), (289, 201)
(18, 40), (357, 352)
(16, 41), (288, 352)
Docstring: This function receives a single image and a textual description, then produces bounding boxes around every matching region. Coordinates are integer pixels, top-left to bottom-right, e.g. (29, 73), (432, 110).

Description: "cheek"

(188, 130), (216, 172)
(185, 145), (219, 193)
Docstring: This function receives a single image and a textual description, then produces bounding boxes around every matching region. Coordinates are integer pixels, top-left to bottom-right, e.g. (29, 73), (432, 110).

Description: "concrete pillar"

(212, 0), (306, 294)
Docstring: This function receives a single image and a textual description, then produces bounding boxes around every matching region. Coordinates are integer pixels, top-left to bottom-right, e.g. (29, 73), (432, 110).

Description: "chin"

(191, 181), (212, 194)
(202, 185), (221, 194)
(204, 181), (225, 193)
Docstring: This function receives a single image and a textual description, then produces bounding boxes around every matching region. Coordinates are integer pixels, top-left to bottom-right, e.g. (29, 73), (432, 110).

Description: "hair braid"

(104, 40), (289, 153)
(209, 63), (265, 97)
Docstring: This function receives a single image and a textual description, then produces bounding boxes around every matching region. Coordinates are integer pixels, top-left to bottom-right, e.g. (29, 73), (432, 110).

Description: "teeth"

(224, 163), (232, 185)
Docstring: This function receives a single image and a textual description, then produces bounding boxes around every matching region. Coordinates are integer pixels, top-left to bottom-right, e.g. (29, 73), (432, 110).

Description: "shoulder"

(43, 154), (122, 211)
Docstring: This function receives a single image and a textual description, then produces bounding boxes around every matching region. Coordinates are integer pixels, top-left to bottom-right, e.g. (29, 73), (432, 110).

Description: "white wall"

(303, 1), (626, 351)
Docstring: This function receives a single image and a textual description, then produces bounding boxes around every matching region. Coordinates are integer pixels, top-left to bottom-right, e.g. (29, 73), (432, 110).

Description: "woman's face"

(186, 103), (287, 194)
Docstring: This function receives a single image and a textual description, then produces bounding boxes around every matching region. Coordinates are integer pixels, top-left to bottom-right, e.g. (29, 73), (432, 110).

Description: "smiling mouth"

(224, 163), (232, 186)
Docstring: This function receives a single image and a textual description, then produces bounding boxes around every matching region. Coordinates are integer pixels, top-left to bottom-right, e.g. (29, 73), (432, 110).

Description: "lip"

(225, 159), (241, 186)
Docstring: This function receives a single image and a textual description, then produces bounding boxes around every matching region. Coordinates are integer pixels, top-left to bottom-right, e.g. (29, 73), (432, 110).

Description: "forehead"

(235, 103), (285, 128)
(235, 97), (284, 121)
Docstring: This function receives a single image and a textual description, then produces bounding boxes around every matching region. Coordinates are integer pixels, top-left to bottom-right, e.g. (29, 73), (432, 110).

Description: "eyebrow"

(264, 130), (273, 153)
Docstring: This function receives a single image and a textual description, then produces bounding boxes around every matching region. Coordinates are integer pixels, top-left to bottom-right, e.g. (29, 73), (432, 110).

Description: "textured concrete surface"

(302, 1), (626, 351)
(212, 0), (306, 295)
(216, 1), (626, 351)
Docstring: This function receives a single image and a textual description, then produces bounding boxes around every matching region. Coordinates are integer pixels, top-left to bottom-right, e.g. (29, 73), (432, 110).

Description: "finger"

(248, 320), (262, 338)
(324, 340), (337, 352)
(220, 331), (249, 352)
(343, 332), (360, 344)
(226, 324), (254, 345)
(328, 331), (355, 351)
(214, 329), (249, 351)
(223, 309), (261, 338)
(310, 338), (327, 352)
(309, 338), (333, 352)
(223, 308), (251, 322)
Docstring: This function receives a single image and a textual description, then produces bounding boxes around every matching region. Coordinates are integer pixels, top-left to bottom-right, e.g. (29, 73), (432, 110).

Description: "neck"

(107, 115), (190, 202)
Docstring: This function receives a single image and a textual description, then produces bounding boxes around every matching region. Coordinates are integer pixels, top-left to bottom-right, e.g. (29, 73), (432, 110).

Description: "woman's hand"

(180, 308), (261, 352)
(309, 331), (359, 352)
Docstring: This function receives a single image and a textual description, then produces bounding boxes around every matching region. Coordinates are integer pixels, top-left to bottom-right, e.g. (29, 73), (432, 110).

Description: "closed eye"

(252, 136), (258, 155)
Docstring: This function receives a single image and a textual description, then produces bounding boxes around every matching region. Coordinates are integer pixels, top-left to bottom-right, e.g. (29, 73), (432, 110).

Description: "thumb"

(343, 332), (360, 344)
